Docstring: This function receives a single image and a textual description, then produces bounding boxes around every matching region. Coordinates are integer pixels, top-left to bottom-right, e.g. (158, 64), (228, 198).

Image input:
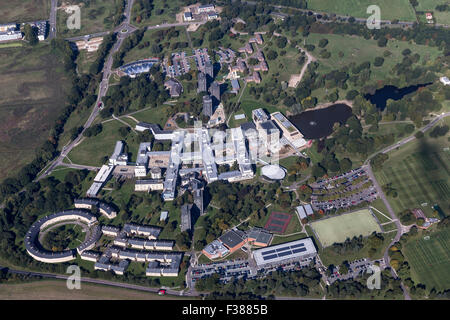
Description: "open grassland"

(0, 280), (190, 299)
(306, 0), (417, 21)
(0, 44), (71, 181)
(310, 208), (382, 247)
(0, 0), (49, 23)
(122, 26), (188, 64)
(271, 232), (308, 245)
(57, 0), (123, 37)
(415, 0), (450, 25)
(67, 120), (141, 166)
(403, 228), (450, 291)
(305, 33), (442, 80)
(130, 105), (171, 126)
(0, 43), (23, 49)
(374, 119), (450, 217)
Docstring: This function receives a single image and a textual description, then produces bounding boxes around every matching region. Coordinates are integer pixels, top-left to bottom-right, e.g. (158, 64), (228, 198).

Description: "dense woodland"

(196, 266), (322, 299)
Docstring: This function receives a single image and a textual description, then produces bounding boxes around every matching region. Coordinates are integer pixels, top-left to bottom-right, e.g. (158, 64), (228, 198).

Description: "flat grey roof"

(219, 229), (245, 249)
(253, 238), (317, 267)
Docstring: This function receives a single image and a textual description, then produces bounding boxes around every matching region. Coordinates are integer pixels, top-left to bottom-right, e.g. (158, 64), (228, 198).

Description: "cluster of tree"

(397, 209), (419, 225)
(330, 235), (365, 255)
(83, 123), (103, 137)
(195, 181), (288, 246)
(429, 125), (449, 138)
(252, 0), (307, 9)
(326, 269), (405, 299)
(371, 153), (389, 171)
(388, 229), (429, 297)
(100, 68), (168, 118)
(313, 19), (450, 52)
(0, 269), (44, 284)
(23, 24), (39, 46)
(89, 33), (116, 75)
(435, 4), (449, 12)
(220, 1), (273, 34)
(42, 225), (78, 251)
(0, 170), (91, 274)
(133, 0), (155, 21)
(196, 265), (322, 299)
(112, 29), (146, 68)
(382, 183), (398, 198)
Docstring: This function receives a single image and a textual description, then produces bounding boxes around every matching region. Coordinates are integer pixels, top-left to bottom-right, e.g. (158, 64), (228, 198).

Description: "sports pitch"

(374, 130), (450, 217)
(310, 209), (382, 247)
(403, 229), (450, 291)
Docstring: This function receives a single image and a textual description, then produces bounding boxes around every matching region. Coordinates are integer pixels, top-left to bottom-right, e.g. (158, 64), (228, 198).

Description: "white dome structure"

(261, 165), (286, 180)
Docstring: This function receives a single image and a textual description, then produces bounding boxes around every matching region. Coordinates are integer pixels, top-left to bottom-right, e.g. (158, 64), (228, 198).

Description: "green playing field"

(310, 208), (382, 247)
(404, 228), (450, 291)
(374, 124), (450, 217)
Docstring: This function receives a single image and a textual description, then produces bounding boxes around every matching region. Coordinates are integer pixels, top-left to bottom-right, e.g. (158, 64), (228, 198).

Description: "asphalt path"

(365, 112), (450, 165)
(48, 0), (58, 39)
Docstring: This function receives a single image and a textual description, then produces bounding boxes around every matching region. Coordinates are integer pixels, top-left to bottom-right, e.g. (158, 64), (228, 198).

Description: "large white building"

(252, 238), (317, 269)
(0, 23), (22, 42)
(270, 111), (307, 149)
(440, 76), (450, 86)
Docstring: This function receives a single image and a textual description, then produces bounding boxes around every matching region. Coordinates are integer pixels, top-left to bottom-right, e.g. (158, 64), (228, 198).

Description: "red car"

(158, 289), (166, 296)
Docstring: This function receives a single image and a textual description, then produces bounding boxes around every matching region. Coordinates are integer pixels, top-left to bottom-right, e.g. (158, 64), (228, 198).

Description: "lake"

(289, 103), (352, 139)
(364, 83), (432, 110)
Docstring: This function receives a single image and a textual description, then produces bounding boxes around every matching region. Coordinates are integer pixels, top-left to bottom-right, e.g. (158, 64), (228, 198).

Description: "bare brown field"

(0, 0), (49, 23)
(0, 45), (71, 181)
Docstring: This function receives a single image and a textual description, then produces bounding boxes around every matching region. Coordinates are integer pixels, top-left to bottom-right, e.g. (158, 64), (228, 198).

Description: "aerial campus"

(0, 0), (449, 303)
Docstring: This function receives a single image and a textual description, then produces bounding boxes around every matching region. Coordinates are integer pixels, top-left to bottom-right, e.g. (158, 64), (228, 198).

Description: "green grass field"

(416, 0), (450, 25)
(57, 0), (123, 37)
(374, 120), (450, 217)
(0, 0), (49, 23)
(0, 44), (71, 181)
(122, 26), (188, 64)
(306, 0), (417, 21)
(0, 43), (23, 49)
(403, 228), (450, 291)
(271, 233), (308, 245)
(305, 33), (442, 81)
(67, 120), (141, 167)
(0, 280), (192, 300)
(310, 208), (382, 247)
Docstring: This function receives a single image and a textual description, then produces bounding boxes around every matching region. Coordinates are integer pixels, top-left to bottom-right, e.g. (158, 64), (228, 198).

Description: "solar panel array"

(261, 242), (307, 261)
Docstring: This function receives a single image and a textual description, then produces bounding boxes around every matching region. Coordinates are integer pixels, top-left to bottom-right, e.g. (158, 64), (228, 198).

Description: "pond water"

(364, 83), (432, 111)
(289, 103), (352, 139)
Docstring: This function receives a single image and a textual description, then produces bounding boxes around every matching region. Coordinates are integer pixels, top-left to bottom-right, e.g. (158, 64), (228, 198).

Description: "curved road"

(38, 0), (136, 181)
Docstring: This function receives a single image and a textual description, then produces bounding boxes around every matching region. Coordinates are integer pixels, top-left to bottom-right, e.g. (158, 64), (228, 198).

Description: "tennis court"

(264, 211), (292, 234)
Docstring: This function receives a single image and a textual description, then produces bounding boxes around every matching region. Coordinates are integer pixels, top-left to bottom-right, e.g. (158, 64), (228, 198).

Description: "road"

(58, 162), (100, 171)
(48, 0), (58, 39)
(38, 0), (136, 181)
(365, 163), (411, 300)
(0, 265), (200, 298)
(365, 112), (450, 165)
